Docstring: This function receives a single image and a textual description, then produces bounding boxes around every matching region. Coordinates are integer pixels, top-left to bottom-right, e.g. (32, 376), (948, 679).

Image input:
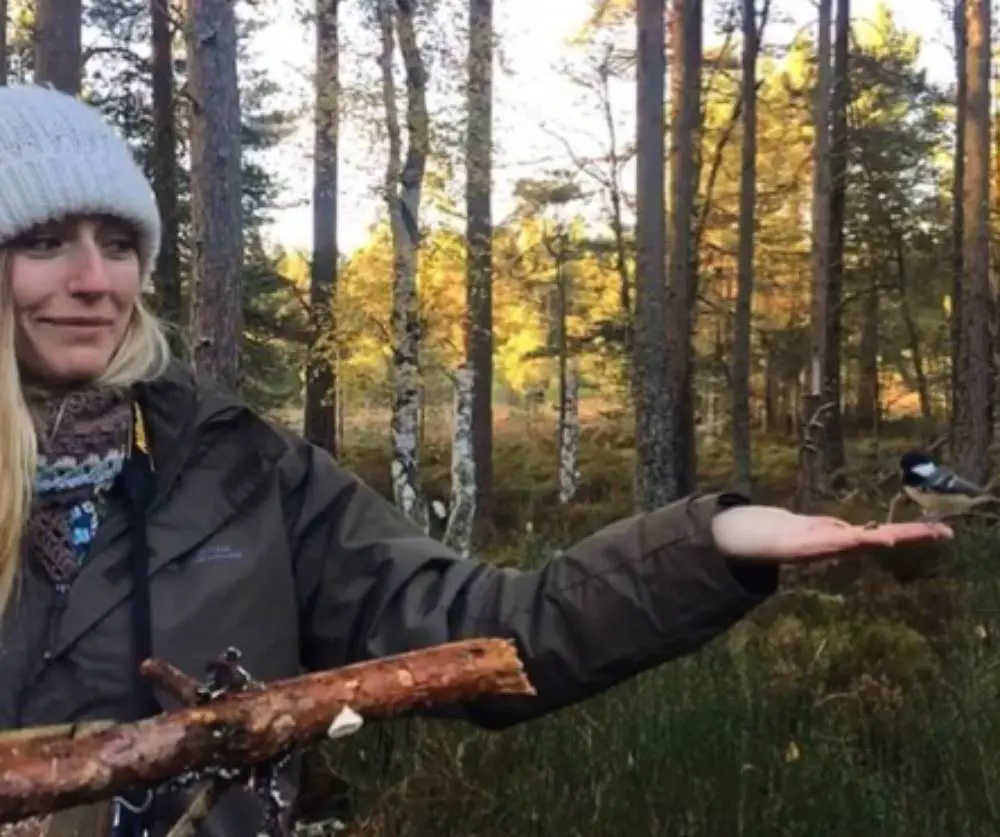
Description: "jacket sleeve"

(285, 441), (778, 730)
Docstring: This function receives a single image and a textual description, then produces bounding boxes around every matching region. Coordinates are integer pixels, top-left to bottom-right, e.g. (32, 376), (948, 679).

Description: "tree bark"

(185, 0), (244, 392)
(442, 364), (476, 557)
(954, 0), (993, 484)
(0, 640), (533, 824)
(380, 0), (428, 530)
(951, 0), (967, 451)
(465, 0), (494, 532)
(824, 0), (849, 481)
(0, 0), (9, 86)
(667, 0), (702, 497)
(633, 0), (674, 511)
(796, 0), (831, 512)
(150, 0), (183, 344)
(33, 0), (80, 94)
(305, 0), (340, 455)
(732, 0), (760, 491)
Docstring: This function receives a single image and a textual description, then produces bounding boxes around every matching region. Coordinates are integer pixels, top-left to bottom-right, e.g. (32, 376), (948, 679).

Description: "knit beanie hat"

(0, 84), (161, 277)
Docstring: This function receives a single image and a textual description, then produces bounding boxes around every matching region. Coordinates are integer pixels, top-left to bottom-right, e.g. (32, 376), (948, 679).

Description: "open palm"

(710, 506), (953, 563)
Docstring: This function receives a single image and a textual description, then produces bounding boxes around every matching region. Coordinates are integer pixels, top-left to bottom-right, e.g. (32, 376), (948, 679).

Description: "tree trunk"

(667, 0), (702, 497)
(796, 0), (831, 512)
(732, 0), (759, 491)
(304, 0), (340, 455)
(556, 246), (579, 505)
(824, 0), (849, 481)
(442, 365), (475, 557)
(465, 0), (494, 533)
(185, 0), (243, 392)
(379, 0), (428, 530)
(951, 0), (966, 450)
(33, 0), (80, 94)
(954, 0), (993, 484)
(633, 0), (673, 511)
(150, 0), (183, 345)
(0, 0), (9, 86)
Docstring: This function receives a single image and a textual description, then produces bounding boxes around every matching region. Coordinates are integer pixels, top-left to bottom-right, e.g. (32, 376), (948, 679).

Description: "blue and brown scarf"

(27, 387), (132, 585)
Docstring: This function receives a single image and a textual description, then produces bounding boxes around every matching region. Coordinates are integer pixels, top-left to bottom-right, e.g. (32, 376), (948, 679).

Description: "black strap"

(114, 397), (159, 835)
(121, 426), (158, 720)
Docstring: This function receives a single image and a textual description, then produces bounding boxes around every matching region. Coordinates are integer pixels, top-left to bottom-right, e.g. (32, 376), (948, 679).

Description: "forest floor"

(284, 402), (1000, 837)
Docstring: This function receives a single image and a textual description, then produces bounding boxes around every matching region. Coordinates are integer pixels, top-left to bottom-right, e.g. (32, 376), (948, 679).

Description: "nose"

(65, 232), (113, 295)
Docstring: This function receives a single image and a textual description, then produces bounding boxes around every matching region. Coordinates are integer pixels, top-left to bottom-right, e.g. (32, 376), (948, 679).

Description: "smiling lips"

(41, 317), (113, 327)
(40, 317), (115, 337)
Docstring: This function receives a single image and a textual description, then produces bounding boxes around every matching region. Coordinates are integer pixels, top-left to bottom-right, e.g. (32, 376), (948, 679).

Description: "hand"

(710, 505), (953, 562)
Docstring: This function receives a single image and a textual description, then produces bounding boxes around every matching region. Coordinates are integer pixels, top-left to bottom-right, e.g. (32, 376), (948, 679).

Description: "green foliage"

(293, 411), (1000, 835)
(299, 487), (1000, 835)
(81, 0), (308, 414)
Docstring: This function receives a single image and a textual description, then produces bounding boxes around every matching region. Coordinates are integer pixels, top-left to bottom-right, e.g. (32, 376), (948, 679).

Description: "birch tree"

(378, 0), (428, 530)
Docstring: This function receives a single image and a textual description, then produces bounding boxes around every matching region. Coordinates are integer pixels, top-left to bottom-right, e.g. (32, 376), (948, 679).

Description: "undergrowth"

(293, 412), (1000, 836)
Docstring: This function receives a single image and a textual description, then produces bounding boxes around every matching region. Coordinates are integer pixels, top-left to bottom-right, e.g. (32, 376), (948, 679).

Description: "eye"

(100, 235), (137, 259)
(16, 230), (64, 256)
(97, 223), (139, 259)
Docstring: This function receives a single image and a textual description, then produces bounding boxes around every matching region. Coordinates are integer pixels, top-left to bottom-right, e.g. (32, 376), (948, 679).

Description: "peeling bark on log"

(141, 659), (229, 837)
(0, 639), (532, 824)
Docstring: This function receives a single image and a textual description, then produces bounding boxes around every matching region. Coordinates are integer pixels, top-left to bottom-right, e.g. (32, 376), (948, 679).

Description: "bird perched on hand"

(898, 449), (999, 522)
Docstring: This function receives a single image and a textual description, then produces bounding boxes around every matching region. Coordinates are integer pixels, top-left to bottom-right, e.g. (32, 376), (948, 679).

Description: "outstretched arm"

(286, 442), (777, 730)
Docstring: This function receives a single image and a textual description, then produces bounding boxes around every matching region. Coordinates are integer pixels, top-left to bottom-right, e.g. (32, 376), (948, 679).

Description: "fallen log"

(0, 637), (534, 824)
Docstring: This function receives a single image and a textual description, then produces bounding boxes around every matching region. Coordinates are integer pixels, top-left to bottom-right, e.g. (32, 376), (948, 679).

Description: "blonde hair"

(0, 256), (171, 621)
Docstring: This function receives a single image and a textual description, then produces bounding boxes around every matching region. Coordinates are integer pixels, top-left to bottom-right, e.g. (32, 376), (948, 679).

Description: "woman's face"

(8, 215), (141, 386)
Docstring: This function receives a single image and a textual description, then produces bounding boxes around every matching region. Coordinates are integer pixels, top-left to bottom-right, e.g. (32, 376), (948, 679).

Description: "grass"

(284, 402), (1000, 836)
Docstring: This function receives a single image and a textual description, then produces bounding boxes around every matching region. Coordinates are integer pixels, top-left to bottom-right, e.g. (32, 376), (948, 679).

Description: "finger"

(875, 522), (954, 540)
(854, 531), (897, 547)
(788, 532), (891, 556)
(809, 517), (854, 529)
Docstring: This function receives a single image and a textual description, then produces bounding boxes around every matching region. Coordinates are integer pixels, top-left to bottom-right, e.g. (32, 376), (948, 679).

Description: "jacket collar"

(131, 359), (249, 503)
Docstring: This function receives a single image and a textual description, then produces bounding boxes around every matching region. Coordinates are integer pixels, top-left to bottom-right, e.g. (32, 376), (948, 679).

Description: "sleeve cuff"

(679, 490), (779, 599)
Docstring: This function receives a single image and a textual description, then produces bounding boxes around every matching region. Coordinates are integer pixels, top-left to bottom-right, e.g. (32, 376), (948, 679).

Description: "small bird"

(898, 449), (999, 521)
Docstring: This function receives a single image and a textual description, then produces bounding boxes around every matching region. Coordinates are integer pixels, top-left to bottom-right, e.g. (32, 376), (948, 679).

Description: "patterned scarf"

(26, 387), (132, 585)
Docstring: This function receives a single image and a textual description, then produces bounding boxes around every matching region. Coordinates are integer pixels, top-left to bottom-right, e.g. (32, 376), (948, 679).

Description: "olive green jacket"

(0, 362), (777, 835)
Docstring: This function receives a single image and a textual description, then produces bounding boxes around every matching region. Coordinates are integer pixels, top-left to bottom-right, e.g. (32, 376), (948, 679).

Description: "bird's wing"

(924, 465), (985, 496)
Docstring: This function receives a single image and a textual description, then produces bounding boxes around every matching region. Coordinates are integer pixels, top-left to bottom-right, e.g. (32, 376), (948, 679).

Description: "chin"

(29, 351), (116, 387)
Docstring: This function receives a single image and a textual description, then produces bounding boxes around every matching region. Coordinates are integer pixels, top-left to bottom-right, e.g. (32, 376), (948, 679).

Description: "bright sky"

(253, 0), (956, 258)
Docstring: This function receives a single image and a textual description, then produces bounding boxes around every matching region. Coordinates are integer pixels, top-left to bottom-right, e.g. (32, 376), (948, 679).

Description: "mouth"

(40, 317), (114, 328)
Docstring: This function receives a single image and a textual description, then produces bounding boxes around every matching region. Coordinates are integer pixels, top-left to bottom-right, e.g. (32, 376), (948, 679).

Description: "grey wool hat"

(0, 84), (161, 276)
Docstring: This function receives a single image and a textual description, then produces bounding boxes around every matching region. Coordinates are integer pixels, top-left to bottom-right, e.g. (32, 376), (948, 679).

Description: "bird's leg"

(885, 492), (903, 524)
(862, 492), (903, 528)
(917, 509), (946, 526)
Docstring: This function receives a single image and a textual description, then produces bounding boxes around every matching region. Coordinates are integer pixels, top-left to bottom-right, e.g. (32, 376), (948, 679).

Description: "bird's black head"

(899, 449), (935, 486)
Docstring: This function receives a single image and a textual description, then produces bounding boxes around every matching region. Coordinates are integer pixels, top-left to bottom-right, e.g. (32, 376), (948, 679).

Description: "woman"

(0, 85), (950, 836)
